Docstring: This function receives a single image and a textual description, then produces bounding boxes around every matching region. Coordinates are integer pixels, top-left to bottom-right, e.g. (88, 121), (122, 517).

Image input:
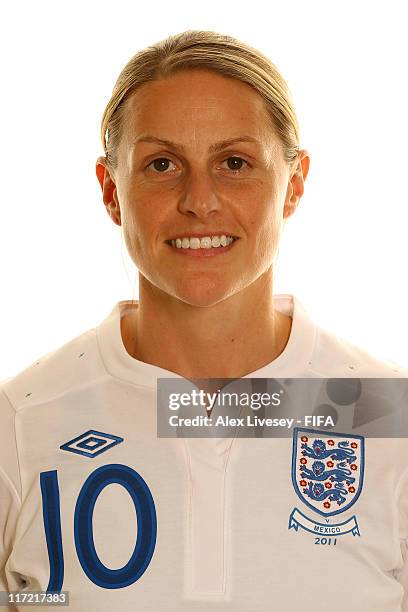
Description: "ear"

(95, 156), (122, 226)
(283, 149), (311, 220)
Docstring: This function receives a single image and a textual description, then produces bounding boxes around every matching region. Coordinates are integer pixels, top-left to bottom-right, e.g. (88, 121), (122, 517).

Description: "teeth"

(170, 235), (236, 249)
(200, 236), (212, 249)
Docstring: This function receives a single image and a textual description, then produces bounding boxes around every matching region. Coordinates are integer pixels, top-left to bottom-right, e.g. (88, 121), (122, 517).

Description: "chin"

(171, 278), (234, 308)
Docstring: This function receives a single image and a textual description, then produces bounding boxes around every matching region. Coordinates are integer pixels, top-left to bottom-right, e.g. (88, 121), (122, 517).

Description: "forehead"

(122, 69), (278, 147)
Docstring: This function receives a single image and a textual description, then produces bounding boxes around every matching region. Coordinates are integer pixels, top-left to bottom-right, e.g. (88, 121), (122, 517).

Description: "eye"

(219, 156), (249, 172)
(146, 158), (177, 173)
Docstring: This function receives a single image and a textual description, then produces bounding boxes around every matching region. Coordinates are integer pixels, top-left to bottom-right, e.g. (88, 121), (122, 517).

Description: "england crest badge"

(288, 427), (364, 538)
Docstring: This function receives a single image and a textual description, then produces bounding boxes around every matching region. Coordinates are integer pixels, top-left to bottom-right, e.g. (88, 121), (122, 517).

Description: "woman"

(0, 30), (407, 611)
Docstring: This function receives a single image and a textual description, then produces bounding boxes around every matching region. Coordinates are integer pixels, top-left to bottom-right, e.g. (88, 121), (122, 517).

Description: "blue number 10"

(40, 463), (157, 592)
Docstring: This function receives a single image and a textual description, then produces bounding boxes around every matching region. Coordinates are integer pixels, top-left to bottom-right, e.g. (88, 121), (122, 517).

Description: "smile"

(165, 234), (240, 257)
(166, 235), (238, 249)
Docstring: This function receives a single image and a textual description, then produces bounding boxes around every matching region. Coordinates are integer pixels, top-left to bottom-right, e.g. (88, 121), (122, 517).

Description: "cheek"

(248, 185), (283, 238)
(249, 199), (284, 263)
(253, 225), (281, 265)
(119, 200), (146, 268)
(121, 196), (168, 262)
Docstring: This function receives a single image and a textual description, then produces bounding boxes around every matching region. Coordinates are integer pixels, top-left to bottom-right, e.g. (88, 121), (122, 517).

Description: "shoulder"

(310, 323), (408, 377)
(0, 324), (106, 414)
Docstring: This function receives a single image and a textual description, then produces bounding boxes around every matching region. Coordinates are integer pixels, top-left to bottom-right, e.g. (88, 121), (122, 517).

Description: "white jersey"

(1, 294), (408, 611)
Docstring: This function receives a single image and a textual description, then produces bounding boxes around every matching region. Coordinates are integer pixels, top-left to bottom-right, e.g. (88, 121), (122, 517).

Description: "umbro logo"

(60, 429), (124, 458)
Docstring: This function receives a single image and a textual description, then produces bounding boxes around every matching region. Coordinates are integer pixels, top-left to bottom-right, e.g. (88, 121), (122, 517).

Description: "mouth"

(164, 234), (240, 257)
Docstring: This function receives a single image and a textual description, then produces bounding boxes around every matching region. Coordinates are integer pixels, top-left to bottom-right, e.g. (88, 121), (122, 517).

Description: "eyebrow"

(131, 135), (261, 153)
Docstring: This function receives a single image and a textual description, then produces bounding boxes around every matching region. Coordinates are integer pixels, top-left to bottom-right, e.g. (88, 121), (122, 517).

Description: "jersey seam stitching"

(95, 325), (159, 390)
(0, 389), (23, 506)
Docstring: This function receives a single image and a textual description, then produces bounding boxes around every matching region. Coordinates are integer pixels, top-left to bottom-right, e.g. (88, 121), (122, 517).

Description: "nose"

(177, 169), (222, 218)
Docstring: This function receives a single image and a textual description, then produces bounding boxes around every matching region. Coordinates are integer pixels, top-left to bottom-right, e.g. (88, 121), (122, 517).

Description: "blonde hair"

(100, 30), (300, 172)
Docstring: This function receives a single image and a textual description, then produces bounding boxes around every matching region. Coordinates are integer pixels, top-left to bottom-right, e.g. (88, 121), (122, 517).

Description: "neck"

(121, 270), (292, 380)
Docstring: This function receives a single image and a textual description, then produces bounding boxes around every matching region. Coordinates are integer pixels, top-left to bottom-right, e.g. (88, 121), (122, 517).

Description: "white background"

(1, 0), (407, 378)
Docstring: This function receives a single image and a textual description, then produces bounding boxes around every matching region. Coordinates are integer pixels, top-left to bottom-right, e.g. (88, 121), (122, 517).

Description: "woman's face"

(96, 69), (309, 307)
